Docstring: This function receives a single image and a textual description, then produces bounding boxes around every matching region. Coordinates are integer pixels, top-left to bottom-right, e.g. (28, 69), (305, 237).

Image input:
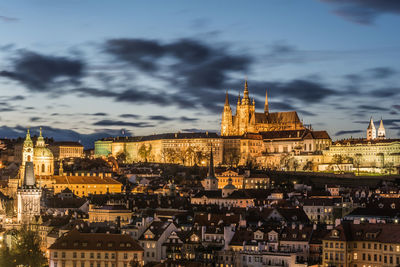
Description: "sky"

(1, 0), (400, 147)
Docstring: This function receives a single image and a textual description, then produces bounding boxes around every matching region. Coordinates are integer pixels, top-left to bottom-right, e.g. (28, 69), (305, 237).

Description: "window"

(124, 253), (128, 259)
(62, 252), (66, 258)
(90, 252), (94, 259)
(81, 252), (85, 258)
(111, 253), (115, 259)
(54, 252), (58, 258)
(73, 252), (77, 258)
(105, 253), (109, 259)
(354, 253), (358, 260)
(97, 252), (101, 259)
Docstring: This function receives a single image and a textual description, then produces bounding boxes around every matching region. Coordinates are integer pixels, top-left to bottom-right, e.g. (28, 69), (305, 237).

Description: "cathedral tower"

(33, 127), (54, 176)
(264, 89), (269, 114)
(377, 118), (386, 139)
(221, 92), (233, 136)
(367, 117), (376, 140)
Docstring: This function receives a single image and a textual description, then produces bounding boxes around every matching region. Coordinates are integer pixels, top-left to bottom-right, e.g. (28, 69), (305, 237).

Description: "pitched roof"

(49, 229), (143, 251)
(323, 222), (400, 243)
(255, 111), (301, 124)
(54, 175), (121, 185)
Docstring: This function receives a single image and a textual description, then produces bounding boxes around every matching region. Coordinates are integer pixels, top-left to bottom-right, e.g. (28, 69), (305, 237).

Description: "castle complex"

(221, 81), (304, 136)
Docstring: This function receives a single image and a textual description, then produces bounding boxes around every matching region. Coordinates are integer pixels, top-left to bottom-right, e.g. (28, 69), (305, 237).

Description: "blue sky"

(1, 0), (400, 144)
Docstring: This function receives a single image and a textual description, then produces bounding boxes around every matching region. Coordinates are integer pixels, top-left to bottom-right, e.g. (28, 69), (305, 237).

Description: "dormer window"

(96, 242), (101, 247)
(331, 230), (339, 238)
(108, 243), (113, 247)
(82, 242), (88, 247)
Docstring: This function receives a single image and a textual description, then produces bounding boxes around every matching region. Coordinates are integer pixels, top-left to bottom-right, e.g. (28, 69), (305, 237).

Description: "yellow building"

(49, 141), (84, 159)
(323, 139), (400, 173)
(216, 170), (244, 189)
(48, 229), (144, 267)
(88, 203), (132, 225)
(95, 132), (223, 166)
(53, 173), (122, 197)
(322, 222), (400, 267)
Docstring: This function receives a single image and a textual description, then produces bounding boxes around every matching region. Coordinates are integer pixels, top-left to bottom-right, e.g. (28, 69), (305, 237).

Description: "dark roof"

(49, 229), (143, 251)
(323, 222), (400, 243)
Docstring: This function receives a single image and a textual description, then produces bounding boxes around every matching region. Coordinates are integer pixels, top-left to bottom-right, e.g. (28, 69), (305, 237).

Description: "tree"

(138, 144), (152, 162)
(332, 154), (348, 172)
(291, 158), (299, 172)
(384, 162), (395, 175)
(353, 153), (362, 175)
(116, 151), (127, 164)
(223, 147), (240, 167)
(303, 160), (313, 171)
(0, 226), (47, 267)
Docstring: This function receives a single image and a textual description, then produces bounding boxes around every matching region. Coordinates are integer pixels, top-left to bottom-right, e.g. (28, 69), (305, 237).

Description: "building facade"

(221, 80), (304, 136)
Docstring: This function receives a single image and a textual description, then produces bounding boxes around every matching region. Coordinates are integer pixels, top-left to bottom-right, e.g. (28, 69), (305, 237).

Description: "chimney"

(292, 223), (296, 229)
(299, 224), (303, 230)
(313, 224), (317, 230)
(208, 213), (211, 221)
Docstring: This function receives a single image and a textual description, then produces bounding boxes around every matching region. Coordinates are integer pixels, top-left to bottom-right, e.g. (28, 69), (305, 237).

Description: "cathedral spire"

(24, 128), (33, 148)
(264, 89), (269, 113)
(243, 79), (250, 102)
(224, 91), (230, 106)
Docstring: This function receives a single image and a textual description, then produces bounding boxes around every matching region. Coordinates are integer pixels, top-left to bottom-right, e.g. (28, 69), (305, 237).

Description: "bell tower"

(221, 92), (233, 136)
(377, 118), (386, 139)
(366, 117), (376, 140)
(20, 129), (34, 180)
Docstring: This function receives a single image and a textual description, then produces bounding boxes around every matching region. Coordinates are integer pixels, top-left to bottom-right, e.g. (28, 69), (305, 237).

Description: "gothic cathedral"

(221, 80), (304, 136)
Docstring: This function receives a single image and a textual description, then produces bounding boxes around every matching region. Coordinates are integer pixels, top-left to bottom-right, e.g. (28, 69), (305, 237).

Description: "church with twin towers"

(221, 80), (305, 136)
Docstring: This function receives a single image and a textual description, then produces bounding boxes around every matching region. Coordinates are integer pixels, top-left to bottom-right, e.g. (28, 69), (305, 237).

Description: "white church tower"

(202, 147), (218, 191)
(20, 129), (34, 180)
(366, 117), (376, 140)
(17, 161), (41, 224)
(377, 118), (386, 139)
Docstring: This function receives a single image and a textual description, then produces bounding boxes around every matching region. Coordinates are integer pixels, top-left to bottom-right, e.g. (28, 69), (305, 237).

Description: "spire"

(367, 117), (375, 129)
(237, 91), (241, 105)
(207, 146), (215, 178)
(36, 127), (45, 147)
(224, 91), (230, 106)
(59, 161), (64, 176)
(23, 161), (35, 187)
(242, 79), (250, 103)
(252, 98), (255, 106)
(378, 118), (386, 139)
(264, 89), (269, 113)
(24, 128), (33, 147)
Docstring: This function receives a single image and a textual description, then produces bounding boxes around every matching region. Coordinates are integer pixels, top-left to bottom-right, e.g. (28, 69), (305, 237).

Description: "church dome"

(223, 183), (236, 190)
(33, 146), (54, 158)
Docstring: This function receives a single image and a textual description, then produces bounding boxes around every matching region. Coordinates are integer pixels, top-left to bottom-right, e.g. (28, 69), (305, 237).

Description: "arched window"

(27, 155), (31, 162)
(41, 164), (45, 173)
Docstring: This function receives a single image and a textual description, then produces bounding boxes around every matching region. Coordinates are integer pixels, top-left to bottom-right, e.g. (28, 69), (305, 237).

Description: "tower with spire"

(202, 147), (218, 191)
(17, 161), (42, 224)
(20, 129), (34, 180)
(377, 118), (386, 139)
(220, 79), (303, 136)
(221, 91), (233, 136)
(367, 117), (377, 140)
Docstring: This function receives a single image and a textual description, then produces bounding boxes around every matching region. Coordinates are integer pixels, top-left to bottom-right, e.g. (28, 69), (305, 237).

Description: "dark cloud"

(148, 115), (172, 122)
(319, 0), (400, 24)
(0, 50), (85, 91)
(120, 114), (140, 119)
(392, 105), (400, 111)
(297, 110), (317, 116)
(0, 107), (15, 112)
(367, 67), (396, 79)
(90, 112), (107, 116)
(357, 105), (389, 111)
(369, 88), (400, 98)
(93, 120), (153, 128)
(0, 15), (19, 23)
(148, 115), (198, 122)
(30, 117), (41, 122)
(335, 130), (363, 136)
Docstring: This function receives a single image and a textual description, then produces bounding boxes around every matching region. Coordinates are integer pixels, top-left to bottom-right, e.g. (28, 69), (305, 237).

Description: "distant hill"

(0, 126), (131, 149)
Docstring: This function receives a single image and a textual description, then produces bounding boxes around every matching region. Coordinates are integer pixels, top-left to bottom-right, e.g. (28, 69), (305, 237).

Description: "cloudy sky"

(1, 0), (400, 146)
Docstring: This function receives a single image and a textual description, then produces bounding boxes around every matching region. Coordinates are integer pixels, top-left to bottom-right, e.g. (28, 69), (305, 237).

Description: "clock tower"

(17, 161), (41, 224)
(20, 129), (34, 180)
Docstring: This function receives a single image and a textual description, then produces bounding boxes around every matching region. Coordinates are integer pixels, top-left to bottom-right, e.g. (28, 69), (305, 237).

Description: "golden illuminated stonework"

(221, 80), (304, 136)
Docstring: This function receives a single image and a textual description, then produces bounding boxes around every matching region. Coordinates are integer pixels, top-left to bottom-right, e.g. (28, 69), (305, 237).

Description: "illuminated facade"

(221, 80), (304, 136)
